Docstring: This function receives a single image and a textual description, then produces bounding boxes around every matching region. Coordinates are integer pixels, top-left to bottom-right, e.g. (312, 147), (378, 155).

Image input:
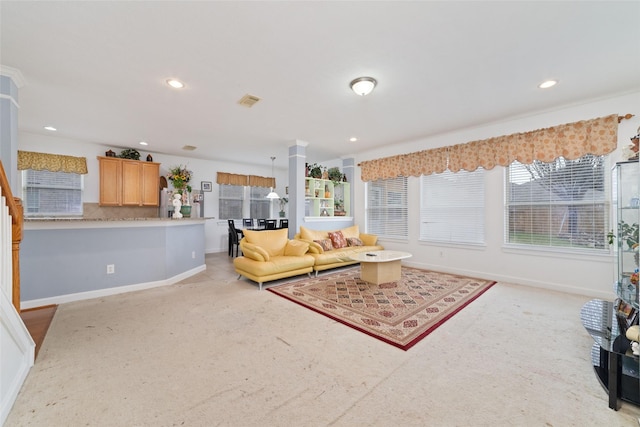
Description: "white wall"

(17, 133), (288, 253)
(351, 91), (640, 299)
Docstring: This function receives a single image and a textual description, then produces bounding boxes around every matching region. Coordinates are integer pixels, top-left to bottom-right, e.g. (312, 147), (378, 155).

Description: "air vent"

(182, 145), (197, 151)
(238, 94), (261, 108)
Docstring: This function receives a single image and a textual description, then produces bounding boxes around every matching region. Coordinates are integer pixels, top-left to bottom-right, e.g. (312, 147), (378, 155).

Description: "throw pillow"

(340, 224), (360, 239)
(328, 230), (347, 249)
(284, 240), (309, 256)
(300, 226), (329, 242)
(243, 228), (288, 257)
(346, 237), (363, 247)
(313, 239), (333, 252)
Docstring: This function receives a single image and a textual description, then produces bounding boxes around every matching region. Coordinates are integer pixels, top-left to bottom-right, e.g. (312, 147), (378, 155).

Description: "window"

(219, 184), (272, 220)
(23, 169), (83, 217)
(219, 185), (243, 219)
(249, 186), (270, 219)
(420, 168), (485, 244)
(505, 154), (608, 250)
(365, 177), (408, 239)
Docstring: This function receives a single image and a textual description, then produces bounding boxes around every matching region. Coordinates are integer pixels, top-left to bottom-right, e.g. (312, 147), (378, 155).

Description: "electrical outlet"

(106, 264), (115, 274)
(192, 251), (196, 259)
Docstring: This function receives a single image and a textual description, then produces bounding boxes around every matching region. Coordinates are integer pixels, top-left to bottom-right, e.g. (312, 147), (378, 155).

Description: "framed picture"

(201, 181), (212, 192)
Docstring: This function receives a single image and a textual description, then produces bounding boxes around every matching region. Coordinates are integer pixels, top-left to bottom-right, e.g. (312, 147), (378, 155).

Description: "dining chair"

(257, 218), (266, 229)
(227, 219), (243, 257)
(243, 218), (253, 227)
(228, 226), (241, 257)
(279, 219), (289, 229)
(265, 219), (278, 230)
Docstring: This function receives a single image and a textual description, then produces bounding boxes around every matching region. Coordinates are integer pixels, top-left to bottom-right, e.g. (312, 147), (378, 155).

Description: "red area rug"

(268, 266), (496, 350)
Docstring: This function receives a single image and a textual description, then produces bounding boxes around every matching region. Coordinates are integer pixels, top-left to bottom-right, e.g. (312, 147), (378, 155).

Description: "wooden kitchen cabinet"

(99, 156), (122, 206)
(140, 162), (160, 206)
(98, 156), (160, 206)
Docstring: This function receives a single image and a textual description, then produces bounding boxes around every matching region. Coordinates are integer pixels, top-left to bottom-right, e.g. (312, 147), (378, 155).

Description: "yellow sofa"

(294, 225), (384, 274)
(233, 228), (315, 290)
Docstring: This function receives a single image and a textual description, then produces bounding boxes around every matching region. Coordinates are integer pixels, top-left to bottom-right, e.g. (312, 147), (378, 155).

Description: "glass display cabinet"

(581, 159), (639, 410)
(613, 160), (640, 308)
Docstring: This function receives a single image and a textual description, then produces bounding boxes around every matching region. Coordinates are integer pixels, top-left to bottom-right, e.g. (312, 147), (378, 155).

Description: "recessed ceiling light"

(350, 137), (358, 142)
(139, 141), (148, 146)
(538, 80), (558, 89)
(43, 126), (57, 131)
(166, 79), (184, 89)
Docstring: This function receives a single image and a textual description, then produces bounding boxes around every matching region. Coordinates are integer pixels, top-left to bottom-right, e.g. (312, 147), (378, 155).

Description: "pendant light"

(266, 156), (280, 199)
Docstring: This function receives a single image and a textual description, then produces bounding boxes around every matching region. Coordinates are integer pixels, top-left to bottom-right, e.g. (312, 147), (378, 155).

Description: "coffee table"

(349, 250), (412, 285)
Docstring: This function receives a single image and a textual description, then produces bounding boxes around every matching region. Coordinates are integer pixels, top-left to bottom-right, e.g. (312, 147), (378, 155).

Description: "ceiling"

(1, 1), (639, 169)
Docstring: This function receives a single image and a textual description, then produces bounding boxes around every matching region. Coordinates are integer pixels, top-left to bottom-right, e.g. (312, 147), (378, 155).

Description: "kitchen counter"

(24, 217), (213, 230)
(21, 217), (209, 308)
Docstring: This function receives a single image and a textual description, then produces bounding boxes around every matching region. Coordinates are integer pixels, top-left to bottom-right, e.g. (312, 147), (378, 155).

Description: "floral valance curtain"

(360, 114), (619, 181)
(17, 150), (88, 174)
(216, 172), (275, 188)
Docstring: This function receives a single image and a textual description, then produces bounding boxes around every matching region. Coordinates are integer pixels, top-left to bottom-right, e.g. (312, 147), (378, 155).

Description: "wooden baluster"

(12, 198), (23, 312)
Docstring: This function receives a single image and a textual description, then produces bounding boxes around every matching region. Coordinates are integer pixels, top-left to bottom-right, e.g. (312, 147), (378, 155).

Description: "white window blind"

(249, 186), (270, 219)
(219, 184), (273, 219)
(505, 154), (608, 250)
(219, 184), (243, 219)
(23, 169), (83, 217)
(420, 168), (485, 244)
(365, 177), (408, 239)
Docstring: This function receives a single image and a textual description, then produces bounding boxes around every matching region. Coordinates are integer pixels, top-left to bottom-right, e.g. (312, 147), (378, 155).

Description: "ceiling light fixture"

(349, 137), (358, 142)
(166, 79), (184, 89)
(43, 126), (57, 131)
(350, 77), (377, 96)
(266, 156), (280, 199)
(139, 141), (148, 146)
(538, 80), (557, 89)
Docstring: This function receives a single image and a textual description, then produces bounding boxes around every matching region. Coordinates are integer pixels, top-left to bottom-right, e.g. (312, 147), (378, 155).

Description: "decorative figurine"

(146, 154), (153, 162)
(172, 193), (183, 219)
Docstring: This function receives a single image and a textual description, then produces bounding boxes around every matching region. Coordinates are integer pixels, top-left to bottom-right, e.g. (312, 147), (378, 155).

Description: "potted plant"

(608, 220), (639, 250)
(279, 197), (288, 217)
(167, 165), (193, 217)
(328, 167), (343, 184)
(608, 220), (639, 268)
(334, 198), (345, 216)
(307, 163), (322, 179)
(118, 148), (140, 160)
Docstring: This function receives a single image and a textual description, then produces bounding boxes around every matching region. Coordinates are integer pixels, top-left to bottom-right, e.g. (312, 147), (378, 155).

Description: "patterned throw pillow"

(328, 231), (347, 249)
(346, 237), (364, 247)
(313, 239), (334, 251)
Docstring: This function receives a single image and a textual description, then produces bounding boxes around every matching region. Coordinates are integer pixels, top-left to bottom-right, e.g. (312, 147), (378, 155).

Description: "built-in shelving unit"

(304, 177), (350, 218)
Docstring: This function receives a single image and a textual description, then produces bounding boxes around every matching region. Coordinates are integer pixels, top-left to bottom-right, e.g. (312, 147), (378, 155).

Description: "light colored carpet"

(6, 253), (640, 426)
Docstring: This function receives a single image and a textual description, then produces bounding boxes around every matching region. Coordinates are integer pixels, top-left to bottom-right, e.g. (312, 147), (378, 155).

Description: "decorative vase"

(279, 211), (285, 218)
(181, 205), (191, 218)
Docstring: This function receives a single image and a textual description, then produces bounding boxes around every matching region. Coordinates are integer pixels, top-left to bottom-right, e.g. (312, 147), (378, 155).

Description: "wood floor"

(20, 305), (57, 360)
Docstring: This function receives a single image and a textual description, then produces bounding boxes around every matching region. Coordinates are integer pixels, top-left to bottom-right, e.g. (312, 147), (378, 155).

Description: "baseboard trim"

(21, 264), (206, 309)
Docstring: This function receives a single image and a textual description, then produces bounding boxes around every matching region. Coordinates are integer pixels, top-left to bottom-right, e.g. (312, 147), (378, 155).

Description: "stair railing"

(0, 160), (23, 312)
